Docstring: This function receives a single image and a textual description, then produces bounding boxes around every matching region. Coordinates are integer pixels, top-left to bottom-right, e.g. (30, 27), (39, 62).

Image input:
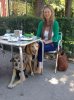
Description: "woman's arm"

(43, 40), (52, 44)
(37, 21), (43, 37)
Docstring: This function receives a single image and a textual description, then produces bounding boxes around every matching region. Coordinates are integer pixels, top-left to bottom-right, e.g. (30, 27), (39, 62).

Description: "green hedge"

(57, 17), (74, 57)
(0, 15), (74, 56)
(0, 15), (41, 36)
(0, 16), (74, 39)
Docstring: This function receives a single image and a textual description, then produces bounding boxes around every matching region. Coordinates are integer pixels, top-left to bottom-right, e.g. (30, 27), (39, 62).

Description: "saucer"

(8, 37), (19, 42)
(20, 37), (33, 41)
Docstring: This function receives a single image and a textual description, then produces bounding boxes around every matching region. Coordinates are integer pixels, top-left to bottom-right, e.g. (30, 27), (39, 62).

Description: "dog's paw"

(8, 84), (15, 89)
(31, 72), (34, 76)
(19, 72), (26, 81)
(25, 74), (28, 78)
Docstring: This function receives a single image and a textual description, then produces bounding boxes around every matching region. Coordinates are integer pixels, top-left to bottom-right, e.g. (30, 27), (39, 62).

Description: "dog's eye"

(16, 57), (18, 59)
(18, 60), (20, 62)
(14, 60), (16, 62)
(15, 63), (18, 66)
(24, 58), (26, 60)
(10, 58), (14, 62)
(32, 45), (34, 47)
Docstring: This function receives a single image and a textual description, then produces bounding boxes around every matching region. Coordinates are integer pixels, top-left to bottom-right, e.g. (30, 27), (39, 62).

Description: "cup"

(33, 36), (37, 40)
(14, 30), (22, 37)
(14, 30), (20, 37)
(6, 29), (10, 34)
(19, 30), (22, 37)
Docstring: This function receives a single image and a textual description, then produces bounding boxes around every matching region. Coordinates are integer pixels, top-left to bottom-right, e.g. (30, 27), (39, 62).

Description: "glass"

(33, 36), (37, 40)
(6, 29), (11, 34)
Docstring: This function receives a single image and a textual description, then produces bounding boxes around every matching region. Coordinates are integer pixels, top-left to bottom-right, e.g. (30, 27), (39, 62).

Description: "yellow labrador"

(24, 42), (39, 74)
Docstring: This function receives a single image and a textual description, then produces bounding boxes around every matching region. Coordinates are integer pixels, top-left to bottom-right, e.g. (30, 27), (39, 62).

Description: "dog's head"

(25, 42), (39, 55)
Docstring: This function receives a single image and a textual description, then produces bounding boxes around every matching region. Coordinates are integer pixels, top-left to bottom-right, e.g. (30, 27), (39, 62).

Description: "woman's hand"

(43, 40), (52, 44)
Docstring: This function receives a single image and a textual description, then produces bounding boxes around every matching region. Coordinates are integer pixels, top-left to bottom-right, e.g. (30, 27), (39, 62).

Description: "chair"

(44, 32), (62, 73)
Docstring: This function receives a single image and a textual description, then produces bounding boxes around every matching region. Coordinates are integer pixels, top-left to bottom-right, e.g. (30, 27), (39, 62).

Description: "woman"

(36, 5), (59, 74)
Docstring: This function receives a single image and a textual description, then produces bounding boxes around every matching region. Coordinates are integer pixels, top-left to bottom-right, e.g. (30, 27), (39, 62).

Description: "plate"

(2, 36), (9, 40)
(8, 38), (18, 42)
(23, 33), (34, 38)
(4, 33), (10, 37)
(20, 37), (33, 41)
(8, 37), (19, 42)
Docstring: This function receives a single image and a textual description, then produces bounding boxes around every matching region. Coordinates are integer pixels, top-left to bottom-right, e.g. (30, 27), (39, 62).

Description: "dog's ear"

(10, 58), (15, 62)
(23, 60), (24, 63)
(25, 45), (31, 54)
(34, 42), (39, 49)
(36, 43), (39, 49)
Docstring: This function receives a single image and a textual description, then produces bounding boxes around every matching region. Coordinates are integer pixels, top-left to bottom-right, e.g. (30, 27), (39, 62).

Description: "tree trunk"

(33, 0), (45, 17)
(65, 0), (72, 17)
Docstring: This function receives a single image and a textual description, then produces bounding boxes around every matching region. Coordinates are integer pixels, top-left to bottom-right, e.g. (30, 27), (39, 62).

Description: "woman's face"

(43, 8), (52, 21)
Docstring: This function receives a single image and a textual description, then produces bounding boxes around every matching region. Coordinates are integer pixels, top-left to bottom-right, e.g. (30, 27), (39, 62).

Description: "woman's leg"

(36, 42), (57, 74)
(38, 42), (42, 62)
(37, 42), (57, 62)
(44, 42), (57, 52)
(35, 42), (43, 74)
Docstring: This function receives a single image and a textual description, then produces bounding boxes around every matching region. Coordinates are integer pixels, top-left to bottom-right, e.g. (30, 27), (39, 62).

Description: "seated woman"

(36, 5), (59, 74)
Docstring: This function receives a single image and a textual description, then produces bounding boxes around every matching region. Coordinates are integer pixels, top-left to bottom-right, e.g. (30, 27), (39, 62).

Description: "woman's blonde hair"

(41, 5), (55, 22)
(41, 5), (55, 39)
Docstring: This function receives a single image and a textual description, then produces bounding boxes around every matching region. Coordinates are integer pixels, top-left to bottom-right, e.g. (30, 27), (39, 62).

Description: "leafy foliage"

(9, 0), (74, 17)
(10, 1), (33, 16)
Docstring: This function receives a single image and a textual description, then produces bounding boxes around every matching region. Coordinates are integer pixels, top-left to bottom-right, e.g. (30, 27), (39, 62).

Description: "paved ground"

(0, 50), (74, 100)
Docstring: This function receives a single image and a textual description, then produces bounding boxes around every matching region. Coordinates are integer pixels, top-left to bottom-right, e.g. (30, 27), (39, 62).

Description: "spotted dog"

(8, 54), (27, 88)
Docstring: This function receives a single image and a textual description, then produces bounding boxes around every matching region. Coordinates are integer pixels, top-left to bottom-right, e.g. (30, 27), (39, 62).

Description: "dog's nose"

(10, 58), (15, 62)
(15, 63), (18, 66)
(33, 50), (36, 54)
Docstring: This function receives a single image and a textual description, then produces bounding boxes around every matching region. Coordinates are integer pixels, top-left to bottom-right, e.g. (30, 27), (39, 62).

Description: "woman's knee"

(38, 42), (42, 50)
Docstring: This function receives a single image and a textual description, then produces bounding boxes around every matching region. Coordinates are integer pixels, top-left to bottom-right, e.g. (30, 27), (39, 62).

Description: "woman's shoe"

(35, 67), (43, 74)
(41, 67), (43, 74)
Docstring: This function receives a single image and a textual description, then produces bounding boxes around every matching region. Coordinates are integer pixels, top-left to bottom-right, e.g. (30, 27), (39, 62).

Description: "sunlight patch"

(69, 81), (74, 92)
(48, 77), (59, 85)
(59, 75), (68, 84)
(72, 74), (74, 77)
(70, 81), (74, 87)
(70, 88), (74, 92)
(45, 78), (49, 82)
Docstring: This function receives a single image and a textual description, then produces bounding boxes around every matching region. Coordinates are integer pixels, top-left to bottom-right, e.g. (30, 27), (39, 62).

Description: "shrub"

(0, 16), (74, 56)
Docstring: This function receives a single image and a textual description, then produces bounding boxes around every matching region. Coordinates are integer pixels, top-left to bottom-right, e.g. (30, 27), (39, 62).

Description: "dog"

(8, 53), (27, 88)
(24, 42), (39, 74)
(8, 42), (39, 88)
